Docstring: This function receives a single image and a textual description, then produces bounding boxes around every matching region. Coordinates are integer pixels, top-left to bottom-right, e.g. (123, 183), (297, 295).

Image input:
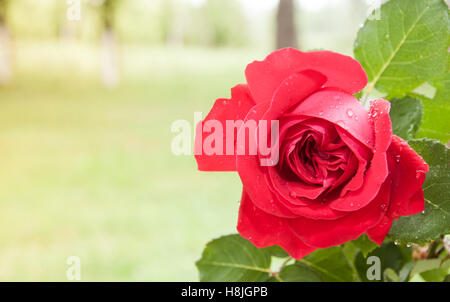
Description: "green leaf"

(431, 38), (449, 104)
(350, 234), (379, 257)
(419, 97), (450, 143)
(355, 242), (411, 282)
(276, 263), (322, 282)
(421, 268), (449, 282)
(410, 259), (442, 276)
(263, 245), (289, 258)
(196, 234), (271, 282)
(389, 139), (450, 243)
(354, 0), (449, 96)
(383, 268), (400, 282)
(389, 96), (423, 140)
(409, 93), (449, 143)
(419, 259), (450, 282)
(399, 262), (415, 281)
(342, 242), (361, 280)
(431, 70), (449, 104)
(297, 247), (355, 282)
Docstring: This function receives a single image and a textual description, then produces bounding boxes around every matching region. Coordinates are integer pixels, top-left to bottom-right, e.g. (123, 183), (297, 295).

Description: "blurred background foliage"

(0, 0), (446, 281)
(0, 0), (370, 49)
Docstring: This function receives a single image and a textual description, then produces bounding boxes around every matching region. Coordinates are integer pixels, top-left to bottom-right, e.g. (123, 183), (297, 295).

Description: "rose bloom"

(195, 48), (429, 259)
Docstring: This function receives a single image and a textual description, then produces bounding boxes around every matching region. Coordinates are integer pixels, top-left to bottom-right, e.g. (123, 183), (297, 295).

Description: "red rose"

(195, 48), (429, 259)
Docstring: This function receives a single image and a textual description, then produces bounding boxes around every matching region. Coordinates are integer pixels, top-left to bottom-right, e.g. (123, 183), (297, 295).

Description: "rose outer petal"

(287, 180), (391, 249)
(237, 190), (317, 260)
(195, 84), (255, 171)
(386, 135), (429, 219)
(245, 48), (368, 104)
(366, 215), (393, 245)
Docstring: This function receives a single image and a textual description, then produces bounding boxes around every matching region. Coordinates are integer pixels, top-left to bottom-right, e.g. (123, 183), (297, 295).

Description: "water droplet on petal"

(336, 120), (346, 128)
(289, 192), (297, 198)
(415, 170), (425, 179)
(346, 109), (354, 118)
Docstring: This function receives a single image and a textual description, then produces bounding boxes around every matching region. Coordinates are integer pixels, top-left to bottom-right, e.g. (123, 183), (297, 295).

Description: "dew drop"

(385, 34), (390, 39)
(394, 241), (399, 245)
(289, 192), (297, 198)
(336, 120), (346, 128)
(415, 170), (425, 179)
(319, 111), (324, 116)
(346, 109), (354, 118)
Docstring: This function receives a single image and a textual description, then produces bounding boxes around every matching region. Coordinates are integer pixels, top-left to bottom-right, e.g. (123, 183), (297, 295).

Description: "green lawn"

(0, 41), (266, 281)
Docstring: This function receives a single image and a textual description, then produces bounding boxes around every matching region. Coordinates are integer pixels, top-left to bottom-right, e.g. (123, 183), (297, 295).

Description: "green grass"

(0, 41), (266, 281)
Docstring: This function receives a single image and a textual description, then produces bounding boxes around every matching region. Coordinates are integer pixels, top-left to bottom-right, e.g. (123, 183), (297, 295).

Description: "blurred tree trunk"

(100, 0), (119, 88)
(166, 0), (185, 47)
(0, 0), (11, 84)
(55, 0), (77, 42)
(276, 0), (298, 49)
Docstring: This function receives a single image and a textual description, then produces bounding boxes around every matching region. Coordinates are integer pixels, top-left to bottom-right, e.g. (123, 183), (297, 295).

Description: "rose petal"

(386, 135), (429, 219)
(237, 190), (316, 259)
(245, 48), (367, 104)
(237, 101), (298, 218)
(366, 215), (392, 245)
(195, 84), (255, 171)
(335, 127), (370, 195)
(328, 99), (392, 211)
(289, 89), (374, 149)
(267, 166), (324, 201)
(236, 72), (327, 218)
(287, 180), (391, 248)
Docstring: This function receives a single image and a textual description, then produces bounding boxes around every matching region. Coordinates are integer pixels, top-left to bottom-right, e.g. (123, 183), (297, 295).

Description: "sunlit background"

(0, 0), (386, 281)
